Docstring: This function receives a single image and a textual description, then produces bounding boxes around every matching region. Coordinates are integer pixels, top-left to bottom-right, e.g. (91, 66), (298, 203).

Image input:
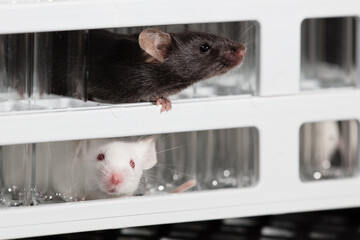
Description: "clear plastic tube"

(301, 17), (357, 89)
(300, 120), (359, 181)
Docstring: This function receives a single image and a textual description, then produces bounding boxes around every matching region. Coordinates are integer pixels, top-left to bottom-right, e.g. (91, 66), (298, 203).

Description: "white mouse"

(79, 137), (157, 199)
(36, 137), (157, 201)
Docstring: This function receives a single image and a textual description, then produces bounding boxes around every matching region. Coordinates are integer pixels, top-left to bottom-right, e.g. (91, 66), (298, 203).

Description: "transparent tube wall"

(301, 17), (358, 89)
(0, 127), (259, 206)
(0, 21), (259, 114)
(300, 120), (359, 181)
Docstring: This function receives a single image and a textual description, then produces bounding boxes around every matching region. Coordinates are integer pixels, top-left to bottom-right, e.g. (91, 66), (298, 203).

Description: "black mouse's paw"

(154, 97), (172, 112)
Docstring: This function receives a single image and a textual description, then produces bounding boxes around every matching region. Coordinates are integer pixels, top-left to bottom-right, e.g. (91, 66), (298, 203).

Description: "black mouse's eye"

(200, 43), (211, 53)
(97, 153), (105, 161)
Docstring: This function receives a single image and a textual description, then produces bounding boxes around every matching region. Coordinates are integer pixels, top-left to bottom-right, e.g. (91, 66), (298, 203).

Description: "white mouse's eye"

(130, 159), (135, 169)
(97, 153), (105, 161)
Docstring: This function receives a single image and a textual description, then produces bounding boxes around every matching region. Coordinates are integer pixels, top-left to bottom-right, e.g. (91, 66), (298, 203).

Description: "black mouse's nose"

(233, 44), (246, 57)
(229, 44), (246, 59)
(223, 43), (246, 68)
(241, 45), (246, 57)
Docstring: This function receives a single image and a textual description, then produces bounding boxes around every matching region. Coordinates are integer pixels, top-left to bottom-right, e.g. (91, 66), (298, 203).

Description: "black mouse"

(52, 28), (246, 111)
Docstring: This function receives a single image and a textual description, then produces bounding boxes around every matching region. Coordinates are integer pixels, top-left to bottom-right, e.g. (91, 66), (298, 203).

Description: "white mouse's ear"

(137, 137), (157, 170)
(74, 140), (87, 158)
(139, 28), (171, 63)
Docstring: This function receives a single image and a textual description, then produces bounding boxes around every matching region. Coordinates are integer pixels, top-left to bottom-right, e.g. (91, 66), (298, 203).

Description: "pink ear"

(137, 137), (157, 170)
(74, 140), (88, 158)
(138, 28), (171, 63)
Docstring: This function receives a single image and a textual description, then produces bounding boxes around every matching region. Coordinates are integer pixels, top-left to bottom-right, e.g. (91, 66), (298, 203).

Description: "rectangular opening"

(301, 17), (358, 90)
(299, 120), (359, 181)
(0, 127), (259, 207)
(0, 21), (259, 114)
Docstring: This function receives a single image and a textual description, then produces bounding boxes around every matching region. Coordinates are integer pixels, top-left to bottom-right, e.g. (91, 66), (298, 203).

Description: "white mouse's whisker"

(156, 145), (187, 154)
(142, 175), (167, 182)
(151, 164), (177, 170)
(153, 133), (176, 144)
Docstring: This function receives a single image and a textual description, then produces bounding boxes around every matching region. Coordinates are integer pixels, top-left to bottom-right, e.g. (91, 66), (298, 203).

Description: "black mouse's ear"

(139, 28), (171, 63)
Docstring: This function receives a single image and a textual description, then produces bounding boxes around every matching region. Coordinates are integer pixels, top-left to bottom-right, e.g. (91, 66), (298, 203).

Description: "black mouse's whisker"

(236, 22), (258, 43)
(242, 39), (257, 48)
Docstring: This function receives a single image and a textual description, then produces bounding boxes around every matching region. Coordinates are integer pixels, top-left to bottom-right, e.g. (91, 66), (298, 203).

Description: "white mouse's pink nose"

(111, 173), (123, 185)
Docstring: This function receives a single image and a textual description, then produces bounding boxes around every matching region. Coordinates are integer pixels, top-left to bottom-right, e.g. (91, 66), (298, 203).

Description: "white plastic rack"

(0, 0), (360, 239)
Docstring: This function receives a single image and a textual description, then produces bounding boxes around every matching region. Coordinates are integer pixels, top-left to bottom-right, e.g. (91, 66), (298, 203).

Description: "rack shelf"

(0, 0), (360, 239)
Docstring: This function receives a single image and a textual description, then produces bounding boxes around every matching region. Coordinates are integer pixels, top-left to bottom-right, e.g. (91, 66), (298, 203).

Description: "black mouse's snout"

(223, 43), (246, 69)
(237, 43), (247, 57)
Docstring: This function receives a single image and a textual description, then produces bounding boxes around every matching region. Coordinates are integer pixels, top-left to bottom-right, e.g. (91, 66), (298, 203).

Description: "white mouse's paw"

(154, 97), (172, 112)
